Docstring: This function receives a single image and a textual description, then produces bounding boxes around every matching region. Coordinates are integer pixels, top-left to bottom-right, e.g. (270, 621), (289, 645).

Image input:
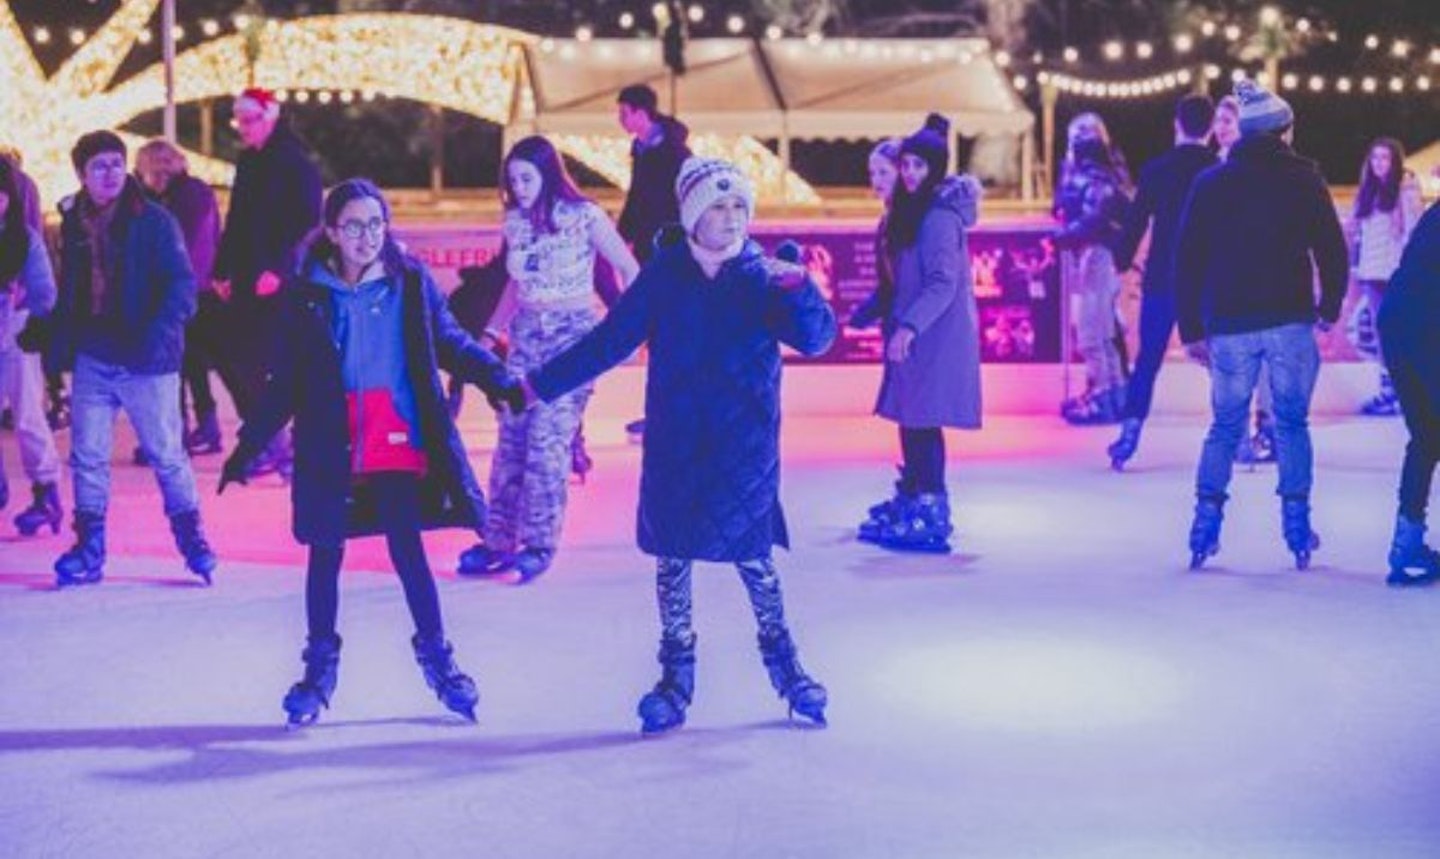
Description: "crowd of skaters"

(1, 73), (1439, 731)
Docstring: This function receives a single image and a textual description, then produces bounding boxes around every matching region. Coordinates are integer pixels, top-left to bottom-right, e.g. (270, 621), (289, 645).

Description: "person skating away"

(218, 180), (523, 727)
(1175, 81), (1348, 571)
(615, 83), (692, 440)
(1054, 118), (1132, 425)
(1349, 138), (1423, 417)
(516, 157), (835, 733)
(1107, 95), (1219, 470)
(455, 136), (638, 582)
(852, 116), (983, 551)
(1377, 201), (1440, 585)
(213, 88), (323, 481)
(0, 157), (64, 537)
(49, 132), (217, 587)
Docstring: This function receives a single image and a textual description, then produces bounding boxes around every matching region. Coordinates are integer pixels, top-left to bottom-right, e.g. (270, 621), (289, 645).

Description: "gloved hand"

(218, 450), (250, 495)
(483, 374), (528, 414)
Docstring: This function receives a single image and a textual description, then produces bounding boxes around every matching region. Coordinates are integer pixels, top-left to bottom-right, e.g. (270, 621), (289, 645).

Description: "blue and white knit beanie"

(1234, 79), (1294, 136)
(675, 157), (755, 236)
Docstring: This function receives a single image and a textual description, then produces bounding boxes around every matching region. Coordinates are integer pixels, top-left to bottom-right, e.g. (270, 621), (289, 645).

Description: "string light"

(726, 15), (744, 34)
(201, 19), (220, 37)
(33, 26), (51, 44)
(1364, 34), (1380, 50)
(618, 12), (634, 30)
(687, 4), (705, 24)
(1392, 41), (1411, 58)
(1135, 42), (1153, 60)
(765, 24), (782, 41)
(231, 14), (251, 30)
(1200, 21), (1217, 38)
(1223, 24), (1241, 42)
(574, 24), (593, 42)
(1308, 75), (1324, 92)
(1389, 76), (1404, 92)
(1361, 77), (1378, 93)
(1336, 77), (1352, 92)
(1062, 47), (1078, 63)
(805, 31), (823, 47)
(994, 50), (1011, 68)
(1296, 18), (1311, 34)
(69, 28), (87, 46)
(1281, 72), (1298, 90)
(170, 24), (184, 41)
(1012, 74), (1028, 91)
(137, 28), (152, 44)
(1102, 41), (1122, 61)
(1174, 34), (1193, 53)
(1259, 6), (1281, 27)
(317, 89), (333, 104)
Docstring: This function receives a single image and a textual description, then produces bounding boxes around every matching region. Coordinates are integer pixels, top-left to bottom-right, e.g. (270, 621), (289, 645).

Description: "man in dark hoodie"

(1377, 200), (1440, 586)
(1175, 80), (1347, 571)
(213, 88), (323, 478)
(50, 131), (217, 587)
(616, 84), (691, 264)
(615, 84), (692, 437)
(1107, 94), (1218, 469)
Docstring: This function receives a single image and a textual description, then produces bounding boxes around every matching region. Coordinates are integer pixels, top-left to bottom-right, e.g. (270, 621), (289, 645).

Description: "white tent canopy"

(512, 37), (1034, 142)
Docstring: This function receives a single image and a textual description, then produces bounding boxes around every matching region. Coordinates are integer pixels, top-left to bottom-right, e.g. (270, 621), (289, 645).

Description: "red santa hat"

(235, 87), (281, 120)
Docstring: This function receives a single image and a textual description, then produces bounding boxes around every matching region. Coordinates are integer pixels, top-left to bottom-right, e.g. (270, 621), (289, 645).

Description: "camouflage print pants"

(655, 556), (791, 645)
(483, 306), (597, 553)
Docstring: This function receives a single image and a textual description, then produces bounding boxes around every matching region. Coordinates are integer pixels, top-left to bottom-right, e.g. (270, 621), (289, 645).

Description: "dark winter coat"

(53, 178), (196, 374)
(152, 173), (220, 289)
(617, 115), (691, 261)
(234, 254), (511, 545)
(214, 123), (323, 298)
(1175, 133), (1348, 345)
(1379, 202), (1440, 404)
(1113, 143), (1218, 293)
(876, 175), (983, 430)
(529, 239), (837, 561)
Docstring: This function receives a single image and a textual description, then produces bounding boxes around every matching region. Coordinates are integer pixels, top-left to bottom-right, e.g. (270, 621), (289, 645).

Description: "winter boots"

(875, 493), (953, 553)
(169, 509), (217, 585)
(283, 634), (342, 727)
(1235, 411), (1276, 466)
(759, 630), (828, 726)
(857, 467), (912, 544)
(412, 633), (479, 721)
(1360, 372), (1401, 417)
(1281, 496), (1321, 570)
(638, 633), (697, 735)
(1062, 386), (1125, 426)
(1107, 418), (1143, 471)
(1187, 496), (1225, 569)
(184, 411), (223, 456)
(13, 481), (63, 536)
(1387, 514), (1440, 587)
(456, 543), (516, 576)
(55, 510), (106, 587)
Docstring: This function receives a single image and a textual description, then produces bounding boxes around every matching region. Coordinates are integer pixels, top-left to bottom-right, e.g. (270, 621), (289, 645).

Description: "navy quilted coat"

(530, 240), (837, 561)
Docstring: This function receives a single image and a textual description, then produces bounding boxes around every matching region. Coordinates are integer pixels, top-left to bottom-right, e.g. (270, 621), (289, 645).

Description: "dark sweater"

(1114, 143), (1218, 292)
(1175, 134), (1348, 344)
(214, 123), (323, 297)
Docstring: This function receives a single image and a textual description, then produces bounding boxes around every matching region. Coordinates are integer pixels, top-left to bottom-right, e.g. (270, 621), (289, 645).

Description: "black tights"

(305, 474), (444, 641)
(1392, 359), (1440, 522)
(899, 426), (946, 495)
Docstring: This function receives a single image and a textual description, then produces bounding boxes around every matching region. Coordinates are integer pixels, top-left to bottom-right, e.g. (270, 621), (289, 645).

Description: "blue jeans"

(1195, 324), (1320, 502)
(70, 354), (199, 518)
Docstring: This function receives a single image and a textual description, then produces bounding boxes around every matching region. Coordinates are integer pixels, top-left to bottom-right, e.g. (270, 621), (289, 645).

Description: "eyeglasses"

(337, 217), (387, 239)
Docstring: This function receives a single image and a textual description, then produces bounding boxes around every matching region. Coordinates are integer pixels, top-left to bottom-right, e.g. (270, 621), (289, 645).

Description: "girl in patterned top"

(1351, 138), (1424, 416)
(457, 136), (639, 581)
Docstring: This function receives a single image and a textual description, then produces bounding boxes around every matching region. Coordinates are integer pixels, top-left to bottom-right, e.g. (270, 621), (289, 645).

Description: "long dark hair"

(1355, 137), (1406, 220)
(500, 135), (589, 234)
(885, 167), (943, 250)
(302, 178), (408, 277)
(0, 158), (28, 286)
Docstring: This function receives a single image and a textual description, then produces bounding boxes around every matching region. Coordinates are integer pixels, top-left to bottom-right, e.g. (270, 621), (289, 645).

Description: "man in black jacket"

(213, 88), (323, 478)
(1175, 80), (1348, 571)
(1107, 95), (1218, 469)
(615, 84), (692, 437)
(616, 84), (691, 264)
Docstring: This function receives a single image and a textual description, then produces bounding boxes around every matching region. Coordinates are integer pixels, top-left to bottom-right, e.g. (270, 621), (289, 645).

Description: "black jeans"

(1391, 357), (1440, 521)
(305, 473), (444, 641)
(899, 426), (946, 495)
(1123, 289), (1177, 422)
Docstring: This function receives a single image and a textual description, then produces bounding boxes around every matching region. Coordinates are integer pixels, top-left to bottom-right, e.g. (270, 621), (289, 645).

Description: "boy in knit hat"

(519, 157), (838, 734)
(1174, 80), (1348, 570)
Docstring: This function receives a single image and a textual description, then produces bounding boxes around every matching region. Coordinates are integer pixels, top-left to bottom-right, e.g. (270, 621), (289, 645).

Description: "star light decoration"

(0, 1), (818, 206)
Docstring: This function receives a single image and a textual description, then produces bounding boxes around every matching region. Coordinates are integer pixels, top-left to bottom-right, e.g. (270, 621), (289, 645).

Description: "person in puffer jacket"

(1054, 135), (1131, 425)
(855, 114), (983, 553)
(219, 179), (523, 728)
(517, 157), (836, 735)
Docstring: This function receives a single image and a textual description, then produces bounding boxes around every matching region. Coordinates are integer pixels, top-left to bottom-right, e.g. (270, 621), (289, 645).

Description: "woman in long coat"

(865, 113), (983, 553)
